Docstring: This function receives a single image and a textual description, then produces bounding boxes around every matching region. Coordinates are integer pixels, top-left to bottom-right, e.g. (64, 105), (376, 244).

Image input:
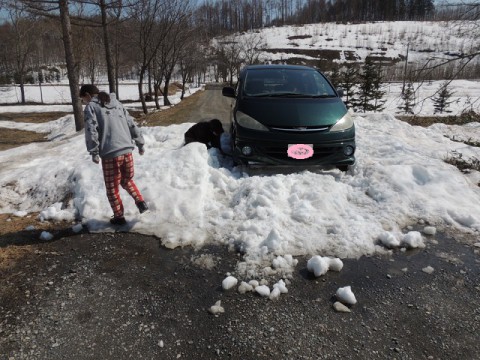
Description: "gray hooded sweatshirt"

(84, 93), (144, 159)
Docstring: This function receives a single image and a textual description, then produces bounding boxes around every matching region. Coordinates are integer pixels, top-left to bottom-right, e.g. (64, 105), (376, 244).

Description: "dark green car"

(222, 65), (355, 170)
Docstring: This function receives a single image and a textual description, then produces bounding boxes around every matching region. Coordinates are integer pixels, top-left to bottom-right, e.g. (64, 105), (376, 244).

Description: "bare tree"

(6, 1), (39, 104)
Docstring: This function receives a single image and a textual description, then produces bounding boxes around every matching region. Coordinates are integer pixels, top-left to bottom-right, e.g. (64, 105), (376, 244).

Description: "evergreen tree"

(354, 58), (385, 112)
(339, 64), (358, 109)
(433, 82), (454, 114)
(400, 82), (416, 114)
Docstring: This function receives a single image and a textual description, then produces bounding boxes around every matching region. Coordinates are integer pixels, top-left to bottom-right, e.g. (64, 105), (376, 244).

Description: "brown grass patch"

(141, 89), (205, 127)
(1, 112), (70, 123)
(0, 128), (47, 151)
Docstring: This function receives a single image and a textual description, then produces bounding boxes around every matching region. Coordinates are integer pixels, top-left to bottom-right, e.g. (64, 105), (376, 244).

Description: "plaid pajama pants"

(101, 153), (144, 218)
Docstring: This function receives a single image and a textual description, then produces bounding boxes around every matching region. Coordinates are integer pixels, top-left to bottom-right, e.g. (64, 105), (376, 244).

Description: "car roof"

(243, 64), (317, 71)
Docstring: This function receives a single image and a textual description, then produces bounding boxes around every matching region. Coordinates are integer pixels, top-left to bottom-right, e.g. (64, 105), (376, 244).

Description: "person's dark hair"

(79, 84), (110, 107)
(79, 84), (99, 97)
(209, 119), (224, 134)
(97, 92), (111, 107)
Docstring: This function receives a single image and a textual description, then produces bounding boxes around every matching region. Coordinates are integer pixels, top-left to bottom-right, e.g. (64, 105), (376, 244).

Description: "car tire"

(337, 165), (349, 172)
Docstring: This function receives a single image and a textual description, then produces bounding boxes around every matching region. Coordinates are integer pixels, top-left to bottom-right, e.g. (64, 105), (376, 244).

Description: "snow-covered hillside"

(214, 21), (479, 75)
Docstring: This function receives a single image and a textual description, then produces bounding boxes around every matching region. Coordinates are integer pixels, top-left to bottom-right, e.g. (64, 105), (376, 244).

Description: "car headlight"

(330, 111), (354, 132)
(236, 111), (269, 131)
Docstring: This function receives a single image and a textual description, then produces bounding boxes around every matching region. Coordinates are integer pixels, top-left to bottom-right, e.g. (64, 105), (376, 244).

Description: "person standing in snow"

(80, 84), (148, 225)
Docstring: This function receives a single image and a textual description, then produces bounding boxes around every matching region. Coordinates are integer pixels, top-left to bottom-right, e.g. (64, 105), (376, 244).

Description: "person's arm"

(84, 104), (100, 162)
(122, 104), (145, 153)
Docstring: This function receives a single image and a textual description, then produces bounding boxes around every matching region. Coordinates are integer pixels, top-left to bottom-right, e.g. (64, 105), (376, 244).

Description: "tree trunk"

(59, 0), (83, 131)
(100, 0), (115, 93)
(163, 75), (171, 106)
(138, 67), (148, 114)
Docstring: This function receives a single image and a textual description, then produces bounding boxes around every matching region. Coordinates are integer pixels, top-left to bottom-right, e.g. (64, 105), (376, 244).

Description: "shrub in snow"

(255, 285), (271, 297)
(336, 286), (357, 305)
(402, 231), (425, 249)
(222, 276), (238, 290)
(208, 300), (224, 314)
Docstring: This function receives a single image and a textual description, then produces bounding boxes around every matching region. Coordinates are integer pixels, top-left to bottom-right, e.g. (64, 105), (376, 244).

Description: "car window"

(243, 69), (336, 97)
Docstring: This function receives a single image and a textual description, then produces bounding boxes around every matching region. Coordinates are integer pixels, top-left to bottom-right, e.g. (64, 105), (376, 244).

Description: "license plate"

(287, 144), (314, 159)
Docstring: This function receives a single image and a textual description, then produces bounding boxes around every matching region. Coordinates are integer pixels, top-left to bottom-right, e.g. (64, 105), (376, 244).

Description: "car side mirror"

(336, 88), (344, 97)
(222, 86), (236, 98)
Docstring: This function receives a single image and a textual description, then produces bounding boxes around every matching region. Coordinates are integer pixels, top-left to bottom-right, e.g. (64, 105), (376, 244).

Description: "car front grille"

(259, 145), (342, 161)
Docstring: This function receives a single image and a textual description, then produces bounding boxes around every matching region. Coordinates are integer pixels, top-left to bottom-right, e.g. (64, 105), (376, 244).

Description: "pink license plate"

(287, 144), (314, 159)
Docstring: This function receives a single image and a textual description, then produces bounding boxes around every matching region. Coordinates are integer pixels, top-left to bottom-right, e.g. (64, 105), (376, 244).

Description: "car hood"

(238, 97), (347, 127)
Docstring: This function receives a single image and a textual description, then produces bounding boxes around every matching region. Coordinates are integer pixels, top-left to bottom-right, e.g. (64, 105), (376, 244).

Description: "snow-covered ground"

(1, 19), (480, 281)
(1, 82), (480, 279)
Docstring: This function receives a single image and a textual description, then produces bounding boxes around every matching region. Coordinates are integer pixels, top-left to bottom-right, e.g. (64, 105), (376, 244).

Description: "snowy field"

(1, 81), (480, 280)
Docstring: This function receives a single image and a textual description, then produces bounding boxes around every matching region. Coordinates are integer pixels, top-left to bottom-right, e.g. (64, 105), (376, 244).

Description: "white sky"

(1, 21), (480, 281)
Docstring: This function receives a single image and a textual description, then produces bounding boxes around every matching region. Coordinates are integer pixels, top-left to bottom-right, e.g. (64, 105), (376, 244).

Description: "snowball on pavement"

(208, 300), (224, 315)
(222, 276), (238, 290)
(269, 287), (281, 300)
(336, 286), (357, 305)
(255, 285), (271, 297)
(307, 256), (330, 277)
(423, 226), (437, 235)
(333, 301), (351, 313)
(379, 232), (401, 249)
(422, 266), (435, 274)
(39, 231), (53, 241)
(238, 281), (254, 294)
(402, 231), (426, 249)
(273, 279), (288, 294)
(328, 258), (344, 272)
(248, 280), (260, 288)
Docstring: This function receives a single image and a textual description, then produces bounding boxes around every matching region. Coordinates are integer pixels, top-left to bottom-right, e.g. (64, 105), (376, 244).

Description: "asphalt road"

(1, 87), (480, 360)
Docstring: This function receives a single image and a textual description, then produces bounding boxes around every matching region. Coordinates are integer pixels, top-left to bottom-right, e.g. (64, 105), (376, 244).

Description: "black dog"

(184, 119), (224, 150)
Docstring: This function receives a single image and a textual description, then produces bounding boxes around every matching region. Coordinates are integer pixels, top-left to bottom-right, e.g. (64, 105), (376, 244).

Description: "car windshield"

(243, 68), (337, 98)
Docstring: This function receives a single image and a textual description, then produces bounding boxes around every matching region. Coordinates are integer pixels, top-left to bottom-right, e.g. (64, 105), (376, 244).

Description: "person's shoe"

(110, 216), (127, 225)
(136, 201), (148, 214)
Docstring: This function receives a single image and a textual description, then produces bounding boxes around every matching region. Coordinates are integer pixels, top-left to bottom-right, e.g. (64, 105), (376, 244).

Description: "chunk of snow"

(255, 285), (271, 297)
(328, 258), (344, 272)
(238, 281), (254, 294)
(208, 300), (224, 314)
(402, 231), (425, 249)
(72, 223), (83, 233)
(25, 225), (35, 231)
(423, 226), (437, 235)
(422, 266), (435, 274)
(269, 287), (281, 300)
(13, 211), (28, 217)
(248, 280), (259, 288)
(273, 279), (288, 294)
(222, 276), (238, 290)
(40, 231), (53, 241)
(379, 232), (401, 248)
(307, 256), (330, 277)
(336, 286), (357, 305)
